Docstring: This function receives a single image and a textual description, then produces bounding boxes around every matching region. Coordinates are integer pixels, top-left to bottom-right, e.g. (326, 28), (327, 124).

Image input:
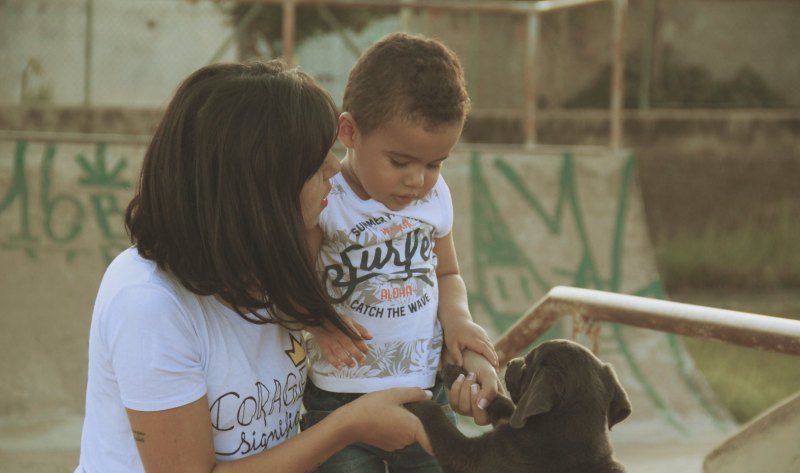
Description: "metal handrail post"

(283, 0), (297, 65)
(524, 12), (540, 149)
(610, 0), (627, 149)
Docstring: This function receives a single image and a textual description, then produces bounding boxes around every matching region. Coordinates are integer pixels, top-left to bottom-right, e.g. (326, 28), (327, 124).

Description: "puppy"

(406, 339), (632, 473)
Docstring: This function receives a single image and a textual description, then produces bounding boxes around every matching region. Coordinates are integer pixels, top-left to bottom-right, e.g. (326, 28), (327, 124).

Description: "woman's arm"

(127, 388), (432, 473)
(444, 349), (502, 426)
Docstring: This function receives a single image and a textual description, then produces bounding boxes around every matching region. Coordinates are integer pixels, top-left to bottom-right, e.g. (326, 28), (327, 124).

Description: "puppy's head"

(504, 339), (631, 430)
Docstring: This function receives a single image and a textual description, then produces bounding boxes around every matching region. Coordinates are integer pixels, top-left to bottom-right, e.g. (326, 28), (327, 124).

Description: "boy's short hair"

(342, 32), (471, 135)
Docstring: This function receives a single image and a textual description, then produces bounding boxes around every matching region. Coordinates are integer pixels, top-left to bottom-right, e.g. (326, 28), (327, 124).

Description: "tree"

(221, 1), (388, 60)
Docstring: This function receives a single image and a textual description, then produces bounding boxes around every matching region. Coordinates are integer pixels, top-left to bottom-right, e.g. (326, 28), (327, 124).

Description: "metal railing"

(240, 0), (627, 149)
(494, 286), (800, 365)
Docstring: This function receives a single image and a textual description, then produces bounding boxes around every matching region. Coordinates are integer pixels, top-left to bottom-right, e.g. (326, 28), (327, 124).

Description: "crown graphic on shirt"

(285, 333), (306, 367)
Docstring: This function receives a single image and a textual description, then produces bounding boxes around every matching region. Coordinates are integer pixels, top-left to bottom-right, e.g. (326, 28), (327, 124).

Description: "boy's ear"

(338, 112), (357, 148)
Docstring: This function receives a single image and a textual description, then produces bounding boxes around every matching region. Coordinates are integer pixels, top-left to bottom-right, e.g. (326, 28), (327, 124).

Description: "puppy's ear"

(509, 366), (561, 429)
(604, 364), (632, 429)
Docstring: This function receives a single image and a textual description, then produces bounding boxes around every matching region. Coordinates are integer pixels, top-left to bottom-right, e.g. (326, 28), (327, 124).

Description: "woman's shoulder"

(102, 248), (176, 296)
(96, 247), (193, 321)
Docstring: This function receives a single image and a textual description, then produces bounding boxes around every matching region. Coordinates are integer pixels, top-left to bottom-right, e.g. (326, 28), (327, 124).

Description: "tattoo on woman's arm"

(133, 430), (146, 443)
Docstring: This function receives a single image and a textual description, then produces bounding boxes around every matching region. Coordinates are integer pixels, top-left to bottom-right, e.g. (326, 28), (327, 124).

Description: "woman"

(75, 60), (436, 472)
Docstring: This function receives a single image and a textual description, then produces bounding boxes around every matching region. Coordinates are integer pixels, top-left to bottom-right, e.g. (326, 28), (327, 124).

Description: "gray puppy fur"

(406, 339), (632, 473)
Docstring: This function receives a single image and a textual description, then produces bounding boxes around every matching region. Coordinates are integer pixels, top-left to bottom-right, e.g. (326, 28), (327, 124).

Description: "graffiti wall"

(447, 146), (732, 440)
(0, 139), (731, 439)
(0, 139), (146, 423)
(1, 140), (137, 263)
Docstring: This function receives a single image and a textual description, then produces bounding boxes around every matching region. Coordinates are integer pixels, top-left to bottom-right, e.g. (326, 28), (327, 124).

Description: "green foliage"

(565, 52), (785, 109)
(657, 62), (784, 108)
(226, 3), (387, 58)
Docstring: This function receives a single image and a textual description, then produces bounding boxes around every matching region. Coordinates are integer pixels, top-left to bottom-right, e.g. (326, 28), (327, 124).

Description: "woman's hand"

(306, 316), (372, 368)
(338, 387), (433, 454)
(446, 350), (502, 426)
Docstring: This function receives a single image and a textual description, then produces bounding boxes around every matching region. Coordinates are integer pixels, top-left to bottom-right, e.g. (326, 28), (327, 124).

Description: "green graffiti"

(610, 323), (688, 434)
(76, 143), (130, 189)
(469, 150), (659, 319)
(0, 141), (38, 257)
(468, 150), (553, 336)
(469, 150), (652, 334)
(88, 194), (127, 240)
(0, 140), (132, 263)
(467, 149), (714, 435)
(41, 144), (85, 242)
(610, 154), (634, 290)
(668, 334), (731, 432)
(491, 153), (572, 233)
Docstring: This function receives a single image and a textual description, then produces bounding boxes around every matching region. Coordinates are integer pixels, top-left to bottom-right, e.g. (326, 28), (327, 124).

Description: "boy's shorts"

(301, 378), (456, 473)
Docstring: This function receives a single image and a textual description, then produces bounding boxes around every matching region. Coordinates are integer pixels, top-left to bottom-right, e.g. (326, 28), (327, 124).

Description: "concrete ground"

(0, 413), (81, 473)
(615, 437), (723, 473)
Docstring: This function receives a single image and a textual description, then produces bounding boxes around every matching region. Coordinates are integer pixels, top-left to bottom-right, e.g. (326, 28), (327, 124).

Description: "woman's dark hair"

(126, 59), (352, 334)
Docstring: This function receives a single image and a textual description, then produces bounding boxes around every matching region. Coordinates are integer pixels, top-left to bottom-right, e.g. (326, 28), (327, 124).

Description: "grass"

(653, 198), (800, 291)
(655, 198), (800, 423)
(652, 197), (800, 423)
(639, 155), (800, 423)
(670, 289), (800, 423)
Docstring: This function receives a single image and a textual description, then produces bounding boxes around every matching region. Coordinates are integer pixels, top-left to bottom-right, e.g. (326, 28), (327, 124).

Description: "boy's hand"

(446, 350), (502, 426)
(443, 318), (498, 369)
(307, 316), (372, 369)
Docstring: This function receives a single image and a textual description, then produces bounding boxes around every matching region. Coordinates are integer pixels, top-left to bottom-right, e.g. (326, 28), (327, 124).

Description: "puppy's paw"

(405, 399), (447, 423)
(442, 364), (468, 389)
(486, 395), (515, 426)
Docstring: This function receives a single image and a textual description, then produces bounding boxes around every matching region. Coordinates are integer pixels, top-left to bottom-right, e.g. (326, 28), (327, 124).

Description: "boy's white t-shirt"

(76, 248), (308, 472)
(307, 173), (454, 393)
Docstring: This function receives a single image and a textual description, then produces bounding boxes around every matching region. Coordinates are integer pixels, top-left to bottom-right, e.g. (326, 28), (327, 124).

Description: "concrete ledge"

(704, 390), (800, 473)
(1, 107), (799, 160)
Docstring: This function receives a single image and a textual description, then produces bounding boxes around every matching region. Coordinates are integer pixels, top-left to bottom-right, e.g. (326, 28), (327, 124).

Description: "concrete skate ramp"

(704, 390), (800, 473)
(0, 139), (733, 453)
(445, 145), (734, 444)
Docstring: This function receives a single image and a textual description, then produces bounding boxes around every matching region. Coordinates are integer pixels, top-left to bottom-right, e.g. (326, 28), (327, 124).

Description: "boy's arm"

(434, 232), (498, 368)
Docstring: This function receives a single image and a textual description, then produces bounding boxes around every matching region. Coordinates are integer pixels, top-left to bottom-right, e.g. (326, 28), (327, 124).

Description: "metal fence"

(255, 0), (626, 147)
(2, 1), (797, 141)
(2, 0), (625, 147)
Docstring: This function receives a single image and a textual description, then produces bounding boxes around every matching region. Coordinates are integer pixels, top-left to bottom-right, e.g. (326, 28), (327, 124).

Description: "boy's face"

(338, 113), (461, 211)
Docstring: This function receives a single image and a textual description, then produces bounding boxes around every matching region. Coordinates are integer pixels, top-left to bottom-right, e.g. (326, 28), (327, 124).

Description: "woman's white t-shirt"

(76, 248), (307, 472)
